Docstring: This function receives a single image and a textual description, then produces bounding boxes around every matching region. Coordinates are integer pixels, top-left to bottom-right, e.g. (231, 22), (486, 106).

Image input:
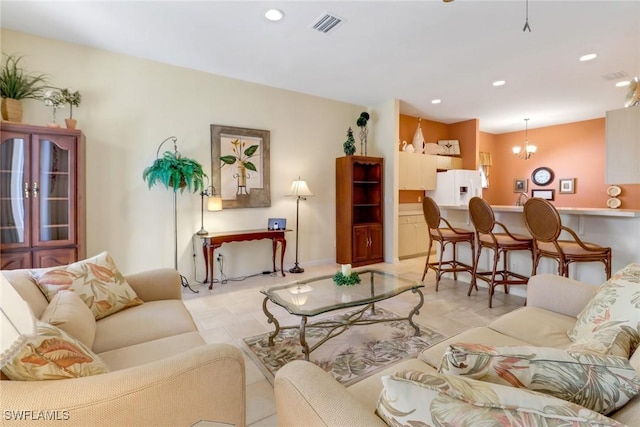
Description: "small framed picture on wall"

(513, 179), (528, 193)
(532, 189), (555, 200)
(559, 178), (575, 194)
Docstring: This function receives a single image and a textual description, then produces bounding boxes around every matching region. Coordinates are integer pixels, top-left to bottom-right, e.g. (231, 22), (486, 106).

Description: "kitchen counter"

(438, 204), (640, 218)
(432, 203), (640, 288)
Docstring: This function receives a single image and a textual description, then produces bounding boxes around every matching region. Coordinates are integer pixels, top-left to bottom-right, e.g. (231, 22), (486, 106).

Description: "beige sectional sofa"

(1, 267), (246, 427)
(274, 274), (640, 426)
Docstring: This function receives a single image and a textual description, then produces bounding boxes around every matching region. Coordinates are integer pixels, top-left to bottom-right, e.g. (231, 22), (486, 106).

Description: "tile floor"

(181, 257), (526, 427)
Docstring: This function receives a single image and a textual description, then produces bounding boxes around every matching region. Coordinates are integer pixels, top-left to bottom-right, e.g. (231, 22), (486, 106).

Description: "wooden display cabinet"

(0, 123), (85, 269)
(336, 156), (384, 266)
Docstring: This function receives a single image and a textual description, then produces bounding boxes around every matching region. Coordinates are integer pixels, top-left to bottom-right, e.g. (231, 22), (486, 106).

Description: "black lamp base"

(289, 264), (305, 274)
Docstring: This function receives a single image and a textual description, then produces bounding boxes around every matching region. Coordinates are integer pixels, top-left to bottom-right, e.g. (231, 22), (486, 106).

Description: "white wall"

(2, 29), (369, 283)
(370, 99), (400, 263)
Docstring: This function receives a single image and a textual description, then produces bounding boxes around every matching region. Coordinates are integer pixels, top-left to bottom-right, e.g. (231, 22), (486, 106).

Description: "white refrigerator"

(426, 169), (483, 206)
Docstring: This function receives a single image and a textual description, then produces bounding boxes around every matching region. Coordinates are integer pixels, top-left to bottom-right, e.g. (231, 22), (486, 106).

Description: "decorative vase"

(65, 118), (77, 129)
(1, 98), (23, 122)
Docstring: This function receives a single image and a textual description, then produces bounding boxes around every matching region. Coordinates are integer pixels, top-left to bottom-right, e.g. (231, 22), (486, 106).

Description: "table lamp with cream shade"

(196, 185), (223, 236)
(287, 177), (314, 273)
(1, 274), (37, 368)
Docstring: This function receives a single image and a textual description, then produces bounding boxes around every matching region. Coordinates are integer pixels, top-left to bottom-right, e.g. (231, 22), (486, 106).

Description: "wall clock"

(531, 167), (554, 186)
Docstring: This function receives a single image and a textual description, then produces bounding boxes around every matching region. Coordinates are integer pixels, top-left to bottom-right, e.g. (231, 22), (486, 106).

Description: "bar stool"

(468, 197), (533, 308)
(523, 198), (612, 279)
(421, 197), (475, 291)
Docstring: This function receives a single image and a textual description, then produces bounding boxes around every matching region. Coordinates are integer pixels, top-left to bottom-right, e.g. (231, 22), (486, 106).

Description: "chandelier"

(513, 118), (537, 160)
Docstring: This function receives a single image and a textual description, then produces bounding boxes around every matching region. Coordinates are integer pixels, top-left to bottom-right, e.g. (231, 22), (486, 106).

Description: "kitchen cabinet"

(398, 152), (437, 190)
(398, 214), (429, 259)
(436, 155), (463, 170)
(606, 105), (640, 184)
(336, 156), (384, 266)
(0, 123), (85, 269)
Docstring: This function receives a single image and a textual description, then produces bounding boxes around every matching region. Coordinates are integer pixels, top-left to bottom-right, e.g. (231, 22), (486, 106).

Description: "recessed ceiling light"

(492, 80), (506, 87)
(579, 53), (597, 62)
(265, 9), (284, 21)
(616, 80), (631, 87)
(431, 99), (442, 104)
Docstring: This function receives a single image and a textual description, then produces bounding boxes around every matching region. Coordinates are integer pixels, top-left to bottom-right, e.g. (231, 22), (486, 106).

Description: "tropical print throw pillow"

(567, 263), (640, 357)
(31, 251), (143, 320)
(376, 370), (625, 427)
(1, 321), (109, 381)
(439, 343), (640, 414)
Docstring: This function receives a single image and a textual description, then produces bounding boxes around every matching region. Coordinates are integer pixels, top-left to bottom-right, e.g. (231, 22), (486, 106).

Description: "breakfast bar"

(436, 204), (640, 288)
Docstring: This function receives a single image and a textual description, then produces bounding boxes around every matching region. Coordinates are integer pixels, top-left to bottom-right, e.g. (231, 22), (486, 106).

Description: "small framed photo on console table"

(532, 189), (555, 200)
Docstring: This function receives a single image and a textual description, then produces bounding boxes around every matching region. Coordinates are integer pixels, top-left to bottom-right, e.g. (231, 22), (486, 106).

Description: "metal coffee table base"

(262, 288), (424, 361)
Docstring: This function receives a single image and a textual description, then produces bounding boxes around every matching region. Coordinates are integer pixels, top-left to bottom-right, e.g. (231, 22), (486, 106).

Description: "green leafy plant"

(0, 54), (48, 100)
(333, 271), (361, 286)
(142, 151), (207, 193)
(219, 138), (259, 172)
(60, 88), (81, 119)
(356, 111), (370, 128)
(343, 127), (356, 156)
(43, 90), (65, 123)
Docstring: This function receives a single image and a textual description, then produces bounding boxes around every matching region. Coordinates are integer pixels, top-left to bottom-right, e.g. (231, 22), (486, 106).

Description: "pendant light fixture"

(513, 118), (537, 160)
(523, 0), (532, 32)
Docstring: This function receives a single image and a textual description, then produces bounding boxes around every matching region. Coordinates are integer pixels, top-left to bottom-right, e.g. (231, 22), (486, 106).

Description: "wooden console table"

(199, 229), (289, 289)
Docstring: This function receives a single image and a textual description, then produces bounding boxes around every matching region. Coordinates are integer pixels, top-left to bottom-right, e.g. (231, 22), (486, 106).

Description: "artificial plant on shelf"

(356, 112), (370, 156)
(142, 137), (207, 194)
(343, 127), (356, 156)
(43, 90), (65, 128)
(0, 54), (48, 123)
(60, 88), (81, 129)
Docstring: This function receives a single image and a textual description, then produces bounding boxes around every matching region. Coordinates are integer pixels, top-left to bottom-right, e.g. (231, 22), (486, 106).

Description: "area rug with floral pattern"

(242, 307), (446, 386)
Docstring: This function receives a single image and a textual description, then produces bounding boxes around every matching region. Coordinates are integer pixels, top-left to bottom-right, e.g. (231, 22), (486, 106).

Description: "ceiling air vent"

(601, 71), (628, 81)
(311, 12), (344, 34)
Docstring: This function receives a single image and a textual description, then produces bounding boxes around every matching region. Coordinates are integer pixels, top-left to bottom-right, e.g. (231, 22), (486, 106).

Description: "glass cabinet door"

(32, 134), (76, 247)
(0, 133), (30, 249)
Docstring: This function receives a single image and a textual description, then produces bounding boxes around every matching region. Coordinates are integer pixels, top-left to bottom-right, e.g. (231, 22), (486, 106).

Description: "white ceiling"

(2, 0), (639, 134)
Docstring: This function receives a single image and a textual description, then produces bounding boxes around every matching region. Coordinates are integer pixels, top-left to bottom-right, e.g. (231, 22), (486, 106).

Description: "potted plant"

(60, 88), (81, 129)
(43, 90), (65, 128)
(0, 54), (48, 123)
(143, 140), (207, 194)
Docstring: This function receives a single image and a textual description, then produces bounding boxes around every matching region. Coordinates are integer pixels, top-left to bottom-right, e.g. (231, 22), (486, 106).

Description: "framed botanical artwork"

(210, 124), (271, 209)
(559, 178), (575, 194)
(513, 178), (528, 193)
(532, 189), (555, 200)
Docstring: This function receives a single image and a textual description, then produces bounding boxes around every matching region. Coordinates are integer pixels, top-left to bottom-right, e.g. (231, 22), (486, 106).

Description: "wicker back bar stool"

(421, 197), (475, 290)
(523, 198), (612, 280)
(468, 197), (533, 307)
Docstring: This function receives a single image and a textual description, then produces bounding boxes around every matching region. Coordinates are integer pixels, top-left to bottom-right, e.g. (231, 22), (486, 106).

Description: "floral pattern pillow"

(438, 343), (640, 414)
(376, 370), (625, 427)
(567, 263), (640, 357)
(32, 251), (143, 320)
(1, 321), (109, 381)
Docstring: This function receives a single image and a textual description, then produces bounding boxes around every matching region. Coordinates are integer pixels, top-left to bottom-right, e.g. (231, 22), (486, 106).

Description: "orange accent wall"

(482, 118), (640, 209)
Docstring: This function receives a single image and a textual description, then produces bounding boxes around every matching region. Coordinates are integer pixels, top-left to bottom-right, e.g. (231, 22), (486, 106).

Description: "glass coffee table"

(260, 269), (424, 360)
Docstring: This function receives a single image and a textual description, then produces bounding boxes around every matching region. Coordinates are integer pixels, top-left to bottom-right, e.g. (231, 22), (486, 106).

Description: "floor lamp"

(287, 177), (314, 273)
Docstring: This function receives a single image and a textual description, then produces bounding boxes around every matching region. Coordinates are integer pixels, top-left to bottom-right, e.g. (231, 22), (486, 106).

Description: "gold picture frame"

(559, 178), (575, 194)
(513, 178), (528, 193)
(211, 124), (271, 209)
